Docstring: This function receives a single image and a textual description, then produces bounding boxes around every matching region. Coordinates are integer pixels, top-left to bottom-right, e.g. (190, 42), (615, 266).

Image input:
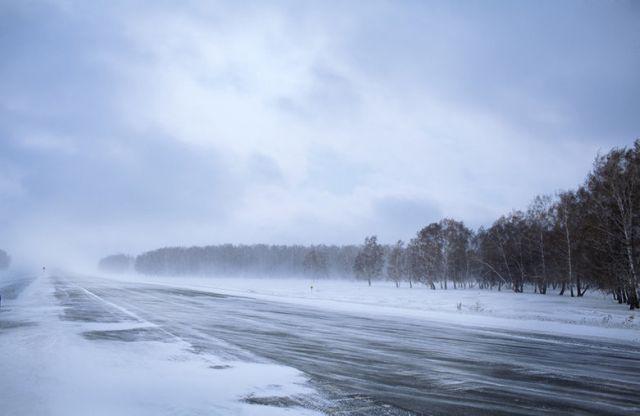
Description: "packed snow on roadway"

(104, 273), (640, 343)
(2, 271), (639, 416)
(0, 274), (323, 416)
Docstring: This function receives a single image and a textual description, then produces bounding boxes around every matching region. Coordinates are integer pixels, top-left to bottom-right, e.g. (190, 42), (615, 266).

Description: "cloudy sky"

(1, 0), (639, 266)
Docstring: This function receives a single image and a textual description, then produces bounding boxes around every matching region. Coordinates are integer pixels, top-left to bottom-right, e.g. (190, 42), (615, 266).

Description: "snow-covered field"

(105, 274), (640, 343)
(0, 274), (322, 416)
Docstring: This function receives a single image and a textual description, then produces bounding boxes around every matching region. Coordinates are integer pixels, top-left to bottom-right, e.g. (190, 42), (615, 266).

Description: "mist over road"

(54, 275), (640, 416)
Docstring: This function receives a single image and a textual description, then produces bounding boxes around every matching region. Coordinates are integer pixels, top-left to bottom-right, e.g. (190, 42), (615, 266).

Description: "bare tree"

(386, 240), (406, 288)
(586, 143), (640, 308)
(440, 219), (472, 289)
(409, 223), (444, 289)
(354, 236), (385, 286)
(526, 195), (553, 294)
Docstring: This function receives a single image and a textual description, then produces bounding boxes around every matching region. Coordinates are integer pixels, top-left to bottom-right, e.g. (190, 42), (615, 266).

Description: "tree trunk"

(578, 284), (589, 297)
(539, 231), (547, 295)
(628, 287), (639, 309)
(624, 241), (640, 309)
(565, 224), (574, 296)
(559, 282), (566, 296)
(576, 275), (582, 297)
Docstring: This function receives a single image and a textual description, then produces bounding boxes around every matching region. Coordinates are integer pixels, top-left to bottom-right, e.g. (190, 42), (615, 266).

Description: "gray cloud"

(0, 0), (638, 267)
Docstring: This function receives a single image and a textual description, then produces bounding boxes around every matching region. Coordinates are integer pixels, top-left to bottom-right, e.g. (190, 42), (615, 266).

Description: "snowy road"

(46, 274), (640, 416)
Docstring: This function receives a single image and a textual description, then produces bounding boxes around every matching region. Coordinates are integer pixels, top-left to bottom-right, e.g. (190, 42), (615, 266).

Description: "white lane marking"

(62, 279), (185, 343)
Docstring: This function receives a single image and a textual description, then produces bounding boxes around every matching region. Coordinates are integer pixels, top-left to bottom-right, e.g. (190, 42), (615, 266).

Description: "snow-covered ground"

(0, 275), (322, 416)
(3, 272), (640, 415)
(105, 274), (640, 343)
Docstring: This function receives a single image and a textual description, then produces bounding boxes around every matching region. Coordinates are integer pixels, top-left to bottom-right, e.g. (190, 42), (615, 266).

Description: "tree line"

(101, 140), (640, 309)
(104, 245), (360, 278)
(353, 140), (640, 309)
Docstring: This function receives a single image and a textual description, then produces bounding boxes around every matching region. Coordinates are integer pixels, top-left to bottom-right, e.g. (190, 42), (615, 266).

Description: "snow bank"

(0, 276), (322, 415)
(104, 274), (640, 343)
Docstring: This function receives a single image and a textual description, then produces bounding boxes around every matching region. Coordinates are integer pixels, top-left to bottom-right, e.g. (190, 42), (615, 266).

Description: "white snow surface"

(3, 272), (638, 415)
(105, 274), (640, 343)
(0, 275), (322, 416)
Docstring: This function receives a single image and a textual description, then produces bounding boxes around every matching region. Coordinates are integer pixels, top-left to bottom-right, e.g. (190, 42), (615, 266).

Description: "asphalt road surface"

(29, 275), (640, 415)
